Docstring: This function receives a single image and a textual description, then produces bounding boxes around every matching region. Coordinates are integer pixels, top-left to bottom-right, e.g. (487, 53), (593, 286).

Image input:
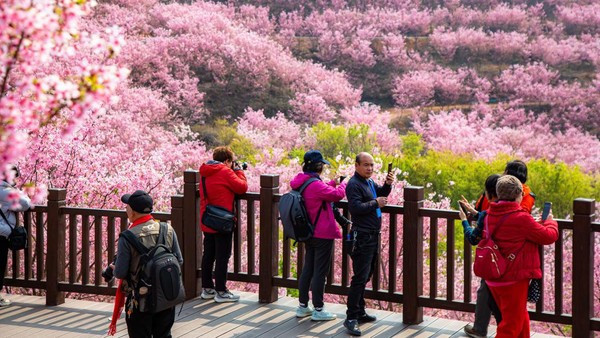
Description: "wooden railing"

(4, 171), (598, 336)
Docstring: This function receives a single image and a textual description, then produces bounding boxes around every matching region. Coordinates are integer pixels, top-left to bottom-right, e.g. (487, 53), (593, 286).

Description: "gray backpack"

(279, 178), (325, 243)
(121, 222), (185, 313)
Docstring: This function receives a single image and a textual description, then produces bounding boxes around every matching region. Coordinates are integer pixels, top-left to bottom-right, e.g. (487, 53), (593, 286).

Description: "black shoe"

(344, 319), (362, 336)
(357, 313), (376, 323)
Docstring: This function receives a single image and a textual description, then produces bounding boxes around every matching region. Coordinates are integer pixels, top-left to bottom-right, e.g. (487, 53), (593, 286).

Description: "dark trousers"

(125, 298), (175, 338)
(298, 238), (334, 309)
(346, 230), (379, 319)
(201, 232), (233, 292)
(473, 279), (502, 334)
(0, 237), (8, 291)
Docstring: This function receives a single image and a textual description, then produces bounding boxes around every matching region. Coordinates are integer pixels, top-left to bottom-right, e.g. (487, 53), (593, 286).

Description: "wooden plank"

(275, 302), (347, 337)
(81, 215), (90, 285)
(247, 201), (256, 275)
(430, 217), (438, 298)
(175, 294), (262, 336)
(392, 316), (438, 337)
(228, 297), (300, 338)
(35, 211), (44, 281)
(446, 218), (455, 302)
(219, 302), (295, 337)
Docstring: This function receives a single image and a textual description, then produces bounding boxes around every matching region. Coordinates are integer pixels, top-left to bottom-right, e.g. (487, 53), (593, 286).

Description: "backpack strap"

(0, 209), (13, 230)
(313, 201), (326, 227)
(485, 212), (526, 261)
(157, 222), (168, 246)
(297, 177), (326, 226)
(121, 230), (150, 255)
(297, 177), (320, 194)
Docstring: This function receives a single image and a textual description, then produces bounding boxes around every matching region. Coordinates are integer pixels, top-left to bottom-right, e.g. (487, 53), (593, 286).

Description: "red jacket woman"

(486, 201), (558, 283)
(199, 160), (248, 234)
(485, 175), (558, 338)
(198, 147), (248, 303)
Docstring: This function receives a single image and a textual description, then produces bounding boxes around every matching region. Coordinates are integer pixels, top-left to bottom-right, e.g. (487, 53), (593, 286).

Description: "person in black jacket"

(343, 152), (393, 336)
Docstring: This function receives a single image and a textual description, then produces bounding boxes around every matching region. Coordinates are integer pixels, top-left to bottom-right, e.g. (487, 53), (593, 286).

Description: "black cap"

(121, 190), (153, 214)
(303, 150), (330, 165)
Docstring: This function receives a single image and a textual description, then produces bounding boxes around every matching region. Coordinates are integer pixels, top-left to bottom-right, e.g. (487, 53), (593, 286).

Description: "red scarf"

(107, 215), (153, 336)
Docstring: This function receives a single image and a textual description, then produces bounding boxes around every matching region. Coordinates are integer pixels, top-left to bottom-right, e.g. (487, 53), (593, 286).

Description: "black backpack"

(121, 222), (185, 313)
(279, 178), (325, 243)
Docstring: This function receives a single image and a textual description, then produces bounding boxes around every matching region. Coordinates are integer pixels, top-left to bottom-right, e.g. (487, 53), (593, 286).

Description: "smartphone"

(387, 162), (393, 173)
(541, 202), (552, 221)
(339, 175), (346, 183)
(457, 201), (468, 215)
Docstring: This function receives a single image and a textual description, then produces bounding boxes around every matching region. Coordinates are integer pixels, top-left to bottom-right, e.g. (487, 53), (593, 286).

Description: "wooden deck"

(0, 292), (561, 337)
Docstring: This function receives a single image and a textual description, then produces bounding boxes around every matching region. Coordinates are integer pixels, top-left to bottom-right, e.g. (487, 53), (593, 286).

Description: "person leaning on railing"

(343, 152), (394, 337)
(0, 166), (31, 307)
(291, 150), (349, 321)
(484, 175), (558, 338)
(458, 174), (502, 338)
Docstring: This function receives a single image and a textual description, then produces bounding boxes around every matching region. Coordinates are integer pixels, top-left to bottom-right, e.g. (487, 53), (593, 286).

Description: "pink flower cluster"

(0, 0), (127, 201)
(393, 67), (490, 107)
(414, 106), (600, 173)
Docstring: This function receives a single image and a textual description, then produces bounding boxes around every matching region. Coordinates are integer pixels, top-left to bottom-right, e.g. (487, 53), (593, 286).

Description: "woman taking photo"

(290, 150), (349, 321)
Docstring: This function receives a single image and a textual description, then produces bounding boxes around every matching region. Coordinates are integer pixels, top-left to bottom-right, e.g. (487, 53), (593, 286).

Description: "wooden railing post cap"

(48, 188), (67, 201)
(260, 174), (279, 188)
(404, 186), (424, 201)
(171, 194), (184, 208)
(184, 170), (199, 183)
(573, 198), (595, 215)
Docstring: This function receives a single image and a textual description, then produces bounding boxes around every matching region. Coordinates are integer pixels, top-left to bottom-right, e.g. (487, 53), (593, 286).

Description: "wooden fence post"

(183, 170), (200, 299)
(403, 186), (424, 324)
(259, 174), (279, 303)
(46, 188), (66, 306)
(572, 198), (595, 337)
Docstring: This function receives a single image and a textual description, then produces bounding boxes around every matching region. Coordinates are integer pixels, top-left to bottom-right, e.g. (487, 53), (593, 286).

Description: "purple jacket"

(290, 172), (347, 240)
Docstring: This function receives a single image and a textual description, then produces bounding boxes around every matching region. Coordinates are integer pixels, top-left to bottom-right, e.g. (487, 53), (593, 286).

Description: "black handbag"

(527, 278), (542, 303)
(201, 176), (235, 234)
(1, 209), (27, 251)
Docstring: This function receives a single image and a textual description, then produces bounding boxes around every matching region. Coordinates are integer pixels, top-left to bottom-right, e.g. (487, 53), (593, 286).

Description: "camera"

(235, 161), (248, 170)
(102, 265), (114, 283)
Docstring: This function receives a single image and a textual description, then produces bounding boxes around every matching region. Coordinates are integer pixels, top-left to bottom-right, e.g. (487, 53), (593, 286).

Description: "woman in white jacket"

(0, 166), (31, 306)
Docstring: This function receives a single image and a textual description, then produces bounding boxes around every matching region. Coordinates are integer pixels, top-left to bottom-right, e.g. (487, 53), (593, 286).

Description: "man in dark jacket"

(343, 152), (393, 336)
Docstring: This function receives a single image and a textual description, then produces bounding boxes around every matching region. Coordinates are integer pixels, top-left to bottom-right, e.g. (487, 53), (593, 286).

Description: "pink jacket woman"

(290, 172), (346, 239)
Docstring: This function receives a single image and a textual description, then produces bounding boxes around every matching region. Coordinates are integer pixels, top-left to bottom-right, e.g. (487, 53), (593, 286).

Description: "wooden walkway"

(0, 292), (561, 337)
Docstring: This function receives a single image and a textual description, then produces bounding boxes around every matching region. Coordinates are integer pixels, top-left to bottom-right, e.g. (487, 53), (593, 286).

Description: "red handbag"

(473, 213), (523, 280)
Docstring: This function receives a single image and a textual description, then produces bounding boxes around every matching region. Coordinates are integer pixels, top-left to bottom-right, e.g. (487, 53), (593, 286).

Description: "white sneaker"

(311, 309), (336, 321)
(201, 288), (216, 299)
(0, 296), (11, 307)
(296, 305), (314, 318)
(214, 290), (240, 303)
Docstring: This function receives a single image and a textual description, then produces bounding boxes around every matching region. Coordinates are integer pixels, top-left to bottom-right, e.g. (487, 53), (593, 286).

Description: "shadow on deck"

(0, 292), (561, 338)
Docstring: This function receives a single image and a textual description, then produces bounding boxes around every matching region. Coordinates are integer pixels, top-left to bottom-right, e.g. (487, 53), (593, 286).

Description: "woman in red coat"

(199, 146), (248, 303)
(485, 175), (558, 338)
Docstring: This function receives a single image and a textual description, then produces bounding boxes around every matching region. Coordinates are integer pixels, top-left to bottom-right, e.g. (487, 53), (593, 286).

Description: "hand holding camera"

(102, 264), (115, 283)
(233, 161), (248, 171)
